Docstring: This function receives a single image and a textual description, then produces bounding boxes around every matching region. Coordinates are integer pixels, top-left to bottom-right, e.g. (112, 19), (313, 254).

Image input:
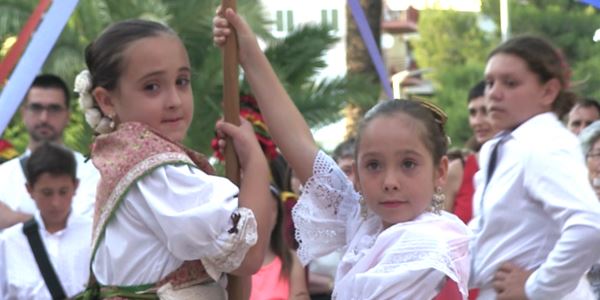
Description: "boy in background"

(0, 142), (91, 299)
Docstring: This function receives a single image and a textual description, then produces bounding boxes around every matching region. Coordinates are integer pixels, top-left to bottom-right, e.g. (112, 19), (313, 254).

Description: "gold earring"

(432, 186), (445, 214)
(359, 196), (367, 219)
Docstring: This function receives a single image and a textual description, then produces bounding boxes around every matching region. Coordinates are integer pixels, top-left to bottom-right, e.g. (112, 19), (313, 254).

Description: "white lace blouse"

(293, 151), (471, 299)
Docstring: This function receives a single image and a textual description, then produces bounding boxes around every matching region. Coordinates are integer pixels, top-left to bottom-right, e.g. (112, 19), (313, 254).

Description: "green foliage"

(481, 0), (600, 100)
(245, 24), (379, 129)
(2, 0), (375, 158)
(413, 9), (493, 69)
(429, 63), (487, 147)
(412, 1), (600, 147)
(411, 9), (495, 147)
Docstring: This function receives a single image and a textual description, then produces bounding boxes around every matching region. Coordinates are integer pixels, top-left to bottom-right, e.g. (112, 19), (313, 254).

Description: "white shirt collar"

(33, 209), (73, 235)
(510, 112), (557, 141)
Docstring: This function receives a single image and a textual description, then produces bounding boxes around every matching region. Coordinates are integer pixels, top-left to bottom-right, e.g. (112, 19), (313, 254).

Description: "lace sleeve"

(200, 207), (257, 280)
(293, 151), (361, 265)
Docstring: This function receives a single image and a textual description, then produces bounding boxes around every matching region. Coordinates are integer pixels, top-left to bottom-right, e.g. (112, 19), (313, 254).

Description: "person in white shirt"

(214, 9), (472, 299)
(578, 120), (600, 299)
(0, 142), (91, 299)
(0, 74), (99, 229)
(470, 35), (600, 300)
(76, 19), (274, 299)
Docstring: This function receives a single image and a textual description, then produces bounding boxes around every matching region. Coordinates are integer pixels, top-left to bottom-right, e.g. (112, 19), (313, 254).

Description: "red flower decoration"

(211, 94), (278, 161)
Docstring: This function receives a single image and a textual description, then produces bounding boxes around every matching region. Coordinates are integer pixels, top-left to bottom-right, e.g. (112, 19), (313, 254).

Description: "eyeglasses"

(26, 103), (66, 115)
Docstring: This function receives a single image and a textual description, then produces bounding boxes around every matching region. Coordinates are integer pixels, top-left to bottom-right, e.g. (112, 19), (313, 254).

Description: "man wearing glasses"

(0, 74), (99, 229)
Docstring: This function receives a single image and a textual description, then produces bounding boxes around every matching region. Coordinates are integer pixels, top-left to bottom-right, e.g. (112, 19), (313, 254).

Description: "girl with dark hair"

(249, 164), (309, 300)
(214, 9), (470, 299)
(470, 35), (600, 299)
(75, 19), (273, 298)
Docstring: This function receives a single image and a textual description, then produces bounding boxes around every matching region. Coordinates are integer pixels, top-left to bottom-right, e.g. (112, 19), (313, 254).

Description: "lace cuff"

(201, 207), (257, 280)
(293, 151), (360, 265)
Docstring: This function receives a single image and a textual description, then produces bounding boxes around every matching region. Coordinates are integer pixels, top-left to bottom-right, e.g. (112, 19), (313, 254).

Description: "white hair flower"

(78, 93), (95, 110)
(74, 69), (116, 134)
(85, 108), (102, 128)
(74, 70), (92, 94)
(95, 117), (113, 134)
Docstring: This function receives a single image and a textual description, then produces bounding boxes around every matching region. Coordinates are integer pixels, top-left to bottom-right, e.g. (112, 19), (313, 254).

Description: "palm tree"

(1, 0), (375, 156)
(344, 0), (382, 138)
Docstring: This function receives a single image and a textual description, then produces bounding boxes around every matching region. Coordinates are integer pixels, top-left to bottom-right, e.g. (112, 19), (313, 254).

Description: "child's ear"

(541, 78), (561, 107)
(435, 156), (449, 188)
(92, 86), (116, 117)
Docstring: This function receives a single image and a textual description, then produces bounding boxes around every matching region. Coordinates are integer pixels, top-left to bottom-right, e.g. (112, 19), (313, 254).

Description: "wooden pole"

(221, 1), (248, 299)
(222, 0), (241, 185)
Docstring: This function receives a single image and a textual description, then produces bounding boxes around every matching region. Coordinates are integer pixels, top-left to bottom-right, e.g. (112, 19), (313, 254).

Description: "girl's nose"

(383, 171), (399, 191)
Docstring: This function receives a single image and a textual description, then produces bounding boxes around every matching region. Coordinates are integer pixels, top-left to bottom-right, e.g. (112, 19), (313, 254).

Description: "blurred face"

(354, 113), (447, 228)
(484, 53), (557, 131)
(468, 96), (496, 144)
(586, 138), (600, 200)
(21, 87), (69, 145)
(337, 156), (355, 182)
(95, 34), (193, 142)
(26, 173), (78, 232)
(568, 105), (600, 135)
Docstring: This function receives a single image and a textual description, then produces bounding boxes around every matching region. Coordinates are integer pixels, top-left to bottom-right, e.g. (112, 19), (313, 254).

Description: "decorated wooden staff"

(221, 0), (248, 299)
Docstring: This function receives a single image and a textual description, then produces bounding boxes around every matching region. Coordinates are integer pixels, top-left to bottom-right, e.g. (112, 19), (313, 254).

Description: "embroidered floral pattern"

(91, 122), (213, 249)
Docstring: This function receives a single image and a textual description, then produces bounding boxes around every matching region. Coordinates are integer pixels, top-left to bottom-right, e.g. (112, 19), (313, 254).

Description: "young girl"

(249, 170), (309, 300)
(76, 19), (273, 298)
(214, 9), (471, 299)
(470, 35), (600, 299)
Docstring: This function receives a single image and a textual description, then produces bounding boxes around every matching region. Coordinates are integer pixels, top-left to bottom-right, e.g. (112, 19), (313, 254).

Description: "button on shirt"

(469, 112), (600, 299)
(0, 212), (92, 299)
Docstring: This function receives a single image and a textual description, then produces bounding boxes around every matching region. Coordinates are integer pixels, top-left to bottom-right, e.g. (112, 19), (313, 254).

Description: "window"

(321, 9), (338, 31)
(275, 10), (294, 32)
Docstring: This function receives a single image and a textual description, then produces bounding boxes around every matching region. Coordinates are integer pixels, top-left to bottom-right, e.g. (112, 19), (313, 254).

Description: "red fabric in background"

(453, 154), (478, 224)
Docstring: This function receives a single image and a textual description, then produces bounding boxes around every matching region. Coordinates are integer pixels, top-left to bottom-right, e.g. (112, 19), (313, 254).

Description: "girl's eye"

(176, 77), (190, 86)
(402, 160), (417, 169)
(144, 83), (159, 91)
(505, 79), (518, 88)
(365, 160), (380, 171)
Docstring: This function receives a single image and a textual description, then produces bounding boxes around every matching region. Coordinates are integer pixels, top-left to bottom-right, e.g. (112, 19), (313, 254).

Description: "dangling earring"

(359, 196), (367, 219)
(432, 186), (445, 214)
(109, 114), (116, 129)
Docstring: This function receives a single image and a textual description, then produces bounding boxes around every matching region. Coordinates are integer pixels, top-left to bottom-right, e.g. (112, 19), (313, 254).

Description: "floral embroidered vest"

(90, 122), (214, 291)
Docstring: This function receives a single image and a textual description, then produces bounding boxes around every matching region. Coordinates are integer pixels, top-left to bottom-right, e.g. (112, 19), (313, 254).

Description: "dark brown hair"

(85, 19), (176, 91)
(268, 155), (294, 278)
(355, 99), (449, 167)
(488, 35), (577, 119)
(26, 142), (76, 186)
(28, 74), (71, 107)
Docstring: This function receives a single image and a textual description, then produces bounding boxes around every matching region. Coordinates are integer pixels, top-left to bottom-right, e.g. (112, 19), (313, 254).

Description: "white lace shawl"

(292, 151), (471, 299)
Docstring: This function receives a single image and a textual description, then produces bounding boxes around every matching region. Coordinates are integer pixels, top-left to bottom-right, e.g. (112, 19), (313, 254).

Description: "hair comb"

(399, 97), (448, 125)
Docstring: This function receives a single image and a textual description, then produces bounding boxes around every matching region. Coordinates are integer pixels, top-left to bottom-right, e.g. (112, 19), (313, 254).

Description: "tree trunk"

(345, 0), (382, 138)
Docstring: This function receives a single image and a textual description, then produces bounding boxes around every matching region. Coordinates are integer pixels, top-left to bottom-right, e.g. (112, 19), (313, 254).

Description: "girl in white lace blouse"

(213, 8), (471, 300)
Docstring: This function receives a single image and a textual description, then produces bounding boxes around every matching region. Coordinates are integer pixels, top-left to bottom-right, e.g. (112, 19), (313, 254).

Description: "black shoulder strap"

(19, 155), (29, 178)
(22, 218), (67, 300)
